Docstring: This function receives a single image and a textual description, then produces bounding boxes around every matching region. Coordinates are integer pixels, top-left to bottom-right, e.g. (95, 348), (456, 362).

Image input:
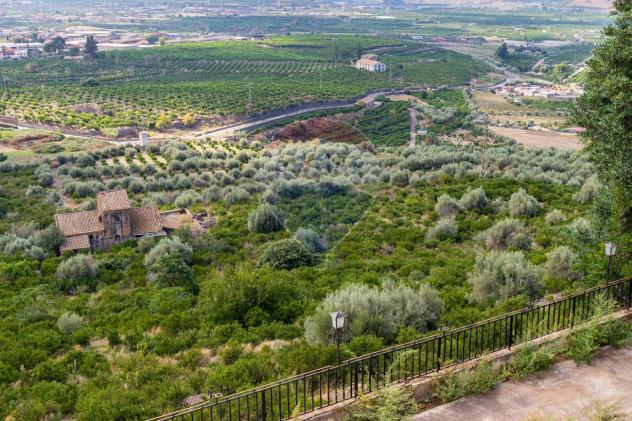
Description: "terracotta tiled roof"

(159, 209), (189, 230)
(96, 190), (130, 213)
(60, 235), (91, 253)
(55, 210), (102, 236)
(159, 209), (205, 235)
(130, 207), (163, 235)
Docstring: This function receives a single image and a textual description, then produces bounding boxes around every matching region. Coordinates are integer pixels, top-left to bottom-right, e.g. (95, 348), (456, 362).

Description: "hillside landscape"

(0, 0), (630, 420)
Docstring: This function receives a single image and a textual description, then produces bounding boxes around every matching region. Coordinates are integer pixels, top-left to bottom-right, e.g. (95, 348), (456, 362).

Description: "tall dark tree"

(495, 42), (509, 59)
(572, 0), (632, 237)
(84, 35), (98, 58)
(43, 36), (65, 55)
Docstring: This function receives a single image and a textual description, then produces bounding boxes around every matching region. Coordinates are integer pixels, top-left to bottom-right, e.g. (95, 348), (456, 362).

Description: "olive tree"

(305, 280), (443, 345)
(468, 251), (542, 304)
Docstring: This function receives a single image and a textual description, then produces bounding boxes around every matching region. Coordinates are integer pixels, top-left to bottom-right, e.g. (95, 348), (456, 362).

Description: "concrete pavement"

(414, 346), (632, 421)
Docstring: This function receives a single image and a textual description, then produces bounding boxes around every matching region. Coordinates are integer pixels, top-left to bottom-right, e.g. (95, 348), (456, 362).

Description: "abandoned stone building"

(55, 190), (208, 253)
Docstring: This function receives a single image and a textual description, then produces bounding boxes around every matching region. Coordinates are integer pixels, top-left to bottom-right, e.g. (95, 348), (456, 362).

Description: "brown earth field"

(273, 117), (367, 144)
(490, 126), (582, 150)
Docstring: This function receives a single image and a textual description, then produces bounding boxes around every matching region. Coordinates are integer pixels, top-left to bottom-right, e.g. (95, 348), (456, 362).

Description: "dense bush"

(458, 187), (489, 212)
(435, 194), (461, 218)
(223, 187), (250, 204)
(483, 218), (524, 249)
(426, 217), (458, 241)
(293, 228), (328, 253)
(259, 239), (314, 269)
(57, 312), (84, 336)
(144, 237), (192, 269)
(468, 251), (542, 304)
(342, 387), (418, 421)
(572, 176), (601, 204)
(507, 188), (539, 217)
(55, 254), (99, 291)
(544, 246), (577, 281)
(248, 204), (284, 233)
(545, 209), (567, 224)
(305, 280), (443, 344)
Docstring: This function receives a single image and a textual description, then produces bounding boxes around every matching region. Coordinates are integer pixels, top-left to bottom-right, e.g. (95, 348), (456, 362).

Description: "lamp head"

(605, 242), (617, 257)
(329, 311), (346, 329)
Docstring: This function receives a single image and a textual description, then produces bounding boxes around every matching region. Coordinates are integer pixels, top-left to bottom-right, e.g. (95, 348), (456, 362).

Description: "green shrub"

(458, 187), (489, 212)
(508, 232), (532, 251)
(545, 209), (567, 224)
(468, 250), (542, 304)
(293, 228), (327, 253)
(508, 188), (539, 217)
(573, 176), (601, 204)
(305, 280), (443, 344)
(391, 170), (409, 187)
(247, 204), (284, 233)
(32, 360), (69, 383)
(150, 254), (198, 293)
(426, 217), (458, 241)
(259, 239), (314, 269)
(57, 312), (84, 336)
(544, 246), (578, 281)
(347, 335), (384, 356)
(567, 297), (632, 364)
(219, 340), (243, 365)
(144, 237), (192, 268)
(435, 193), (460, 217)
(435, 360), (504, 403)
(342, 386), (418, 421)
(223, 186), (250, 204)
(55, 255), (99, 291)
(484, 218), (525, 249)
(508, 344), (555, 379)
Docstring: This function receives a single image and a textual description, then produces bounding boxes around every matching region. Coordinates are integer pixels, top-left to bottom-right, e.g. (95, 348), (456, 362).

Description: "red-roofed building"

(55, 190), (207, 252)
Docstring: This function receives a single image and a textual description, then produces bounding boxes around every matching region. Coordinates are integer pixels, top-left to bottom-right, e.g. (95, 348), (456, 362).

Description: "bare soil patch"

(490, 126), (582, 150)
(274, 117), (367, 144)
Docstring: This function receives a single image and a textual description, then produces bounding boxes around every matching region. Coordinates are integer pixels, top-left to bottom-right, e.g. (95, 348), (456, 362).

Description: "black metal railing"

(148, 277), (632, 421)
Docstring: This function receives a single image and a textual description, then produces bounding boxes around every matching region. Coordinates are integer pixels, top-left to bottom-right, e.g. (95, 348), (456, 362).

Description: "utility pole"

(482, 124), (489, 178)
(247, 81), (253, 116)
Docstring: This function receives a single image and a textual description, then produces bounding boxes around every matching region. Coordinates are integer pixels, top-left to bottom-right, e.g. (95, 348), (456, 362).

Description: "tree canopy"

(572, 0), (632, 238)
(84, 35), (98, 58)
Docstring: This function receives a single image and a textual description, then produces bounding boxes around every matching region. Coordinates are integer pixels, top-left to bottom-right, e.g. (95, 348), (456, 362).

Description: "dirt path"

(414, 346), (632, 421)
(409, 108), (418, 146)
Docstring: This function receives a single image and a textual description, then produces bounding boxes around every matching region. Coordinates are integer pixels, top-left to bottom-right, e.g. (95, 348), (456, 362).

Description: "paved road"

(195, 88), (431, 139)
(414, 346), (632, 421)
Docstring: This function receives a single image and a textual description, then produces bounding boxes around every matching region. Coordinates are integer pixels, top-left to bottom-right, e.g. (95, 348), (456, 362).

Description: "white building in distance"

(355, 54), (387, 72)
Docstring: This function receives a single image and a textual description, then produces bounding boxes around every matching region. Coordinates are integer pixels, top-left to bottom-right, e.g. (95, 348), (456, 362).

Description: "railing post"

(508, 315), (514, 350)
(570, 296), (577, 329)
(354, 362), (359, 397)
(260, 391), (266, 421)
(436, 334), (442, 373)
(627, 280), (632, 308)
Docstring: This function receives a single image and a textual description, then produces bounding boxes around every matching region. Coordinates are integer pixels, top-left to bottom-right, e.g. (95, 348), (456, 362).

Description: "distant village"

(495, 82), (584, 100)
(0, 26), (249, 61)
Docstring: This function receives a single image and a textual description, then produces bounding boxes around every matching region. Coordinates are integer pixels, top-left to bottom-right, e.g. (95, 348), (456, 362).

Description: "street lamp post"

(605, 242), (617, 286)
(330, 311), (346, 366)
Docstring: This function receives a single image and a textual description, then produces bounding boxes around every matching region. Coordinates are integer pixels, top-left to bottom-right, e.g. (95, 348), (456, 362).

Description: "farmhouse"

(55, 190), (207, 252)
(0, 43), (42, 60)
(355, 54), (387, 72)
